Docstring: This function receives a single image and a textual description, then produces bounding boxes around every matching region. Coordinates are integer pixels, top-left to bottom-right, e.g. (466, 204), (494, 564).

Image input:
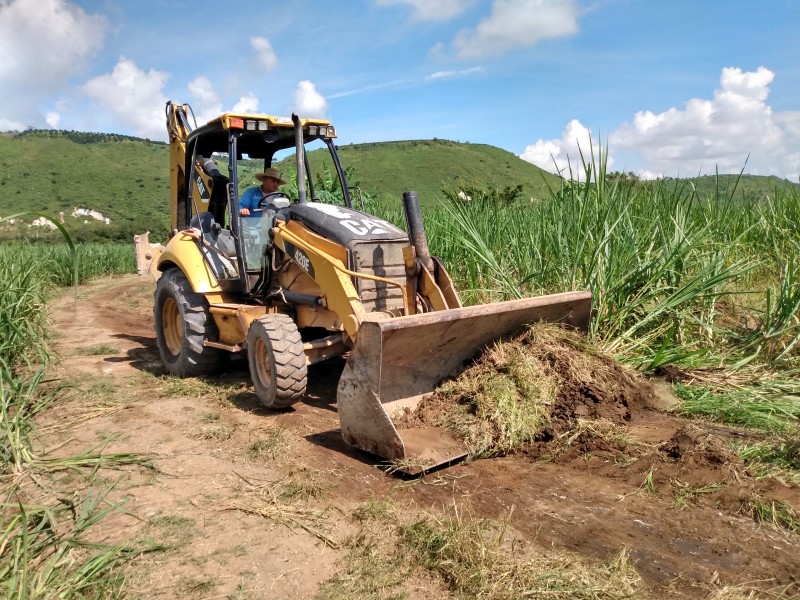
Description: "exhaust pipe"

(292, 113), (307, 204)
(402, 191), (434, 273)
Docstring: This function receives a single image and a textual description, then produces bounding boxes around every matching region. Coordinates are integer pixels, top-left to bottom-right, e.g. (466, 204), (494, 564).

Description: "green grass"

(351, 498), (398, 523)
(0, 241), (134, 286)
(315, 532), (411, 600)
(246, 427), (287, 461)
(157, 376), (227, 396)
(428, 328), (560, 456)
(675, 383), (800, 433)
(0, 487), (156, 598)
(381, 155), (800, 379)
(78, 344), (121, 356)
(1, 368), (156, 599)
(0, 214), (157, 598)
(641, 465), (656, 494)
(672, 480), (727, 509)
(745, 497), (800, 533)
(735, 431), (800, 479)
(0, 252), (52, 374)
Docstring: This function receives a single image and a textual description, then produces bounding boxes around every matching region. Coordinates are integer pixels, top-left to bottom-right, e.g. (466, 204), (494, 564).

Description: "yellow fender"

(156, 232), (221, 293)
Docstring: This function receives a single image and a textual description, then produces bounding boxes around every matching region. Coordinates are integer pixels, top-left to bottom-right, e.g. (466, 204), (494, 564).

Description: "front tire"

(247, 314), (307, 408)
(154, 269), (228, 376)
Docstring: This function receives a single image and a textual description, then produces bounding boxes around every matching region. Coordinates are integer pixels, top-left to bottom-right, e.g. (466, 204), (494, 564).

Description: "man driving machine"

(239, 167), (287, 216)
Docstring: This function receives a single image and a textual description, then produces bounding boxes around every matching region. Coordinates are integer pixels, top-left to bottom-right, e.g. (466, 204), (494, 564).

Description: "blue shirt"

(239, 186), (266, 213)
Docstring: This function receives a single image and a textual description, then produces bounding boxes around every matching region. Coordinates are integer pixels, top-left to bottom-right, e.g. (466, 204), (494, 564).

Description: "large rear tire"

(247, 314), (307, 408)
(154, 269), (228, 377)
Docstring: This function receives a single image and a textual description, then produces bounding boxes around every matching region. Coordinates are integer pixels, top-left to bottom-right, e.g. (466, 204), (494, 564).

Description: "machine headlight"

(308, 125), (318, 136)
(245, 120), (257, 131)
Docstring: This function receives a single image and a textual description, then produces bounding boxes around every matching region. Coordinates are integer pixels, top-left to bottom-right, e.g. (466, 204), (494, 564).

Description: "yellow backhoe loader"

(140, 101), (592, 471)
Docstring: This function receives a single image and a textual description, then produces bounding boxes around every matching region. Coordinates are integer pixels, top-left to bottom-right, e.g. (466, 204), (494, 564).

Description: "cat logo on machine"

(193, 172), (210, 204)
(285, 241), (315, 278)
(309, 202), (396, 237)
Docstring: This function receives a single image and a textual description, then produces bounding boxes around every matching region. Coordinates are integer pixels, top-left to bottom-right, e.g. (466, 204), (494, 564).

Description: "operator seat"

(189, 212), (238, 279)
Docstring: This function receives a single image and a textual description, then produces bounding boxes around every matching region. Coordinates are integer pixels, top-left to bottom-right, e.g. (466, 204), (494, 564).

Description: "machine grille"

(350, 241), (407, 314)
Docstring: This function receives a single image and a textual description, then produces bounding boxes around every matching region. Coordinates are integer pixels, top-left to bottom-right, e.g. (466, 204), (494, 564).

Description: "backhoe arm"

(166, 102), (195, 232)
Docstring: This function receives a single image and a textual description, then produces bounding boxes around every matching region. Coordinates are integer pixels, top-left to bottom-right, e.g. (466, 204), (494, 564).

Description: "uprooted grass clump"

(735, 429), (800, 480)
(320, 503), (643, 600)
(223, 468), (337, 548)
(404, 324), (649, 457)
(400, 511), (643, 600)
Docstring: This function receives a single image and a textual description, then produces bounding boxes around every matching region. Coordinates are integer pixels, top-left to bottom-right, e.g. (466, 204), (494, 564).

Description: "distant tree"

(607, 170), (640, 183)
(15, 129), (166, 145)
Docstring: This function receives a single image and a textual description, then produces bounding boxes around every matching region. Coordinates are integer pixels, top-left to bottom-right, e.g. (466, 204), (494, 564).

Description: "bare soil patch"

(42, 275), (799, 599)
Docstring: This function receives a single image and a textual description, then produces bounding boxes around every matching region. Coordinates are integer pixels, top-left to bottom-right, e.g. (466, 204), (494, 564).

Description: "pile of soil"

(402, 324), (798, 528)
(400, 323), (651, 454)
(659, 423), (743, 468)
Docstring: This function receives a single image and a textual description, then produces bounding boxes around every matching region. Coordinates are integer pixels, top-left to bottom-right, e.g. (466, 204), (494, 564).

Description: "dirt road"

(44, 275), (799, 598)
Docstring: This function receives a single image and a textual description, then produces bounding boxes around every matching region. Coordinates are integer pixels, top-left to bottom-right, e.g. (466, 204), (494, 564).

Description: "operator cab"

(181, 112), (349, 293)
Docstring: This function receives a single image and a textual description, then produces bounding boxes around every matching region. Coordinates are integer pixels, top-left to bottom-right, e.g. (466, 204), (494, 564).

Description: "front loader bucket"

(337, 290), (592, 472)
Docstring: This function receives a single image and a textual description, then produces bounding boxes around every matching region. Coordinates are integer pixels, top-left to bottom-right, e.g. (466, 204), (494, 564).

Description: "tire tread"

(247, 313), (307, 408)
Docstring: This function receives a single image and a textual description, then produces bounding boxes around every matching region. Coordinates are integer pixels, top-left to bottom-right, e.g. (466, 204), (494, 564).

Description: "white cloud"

(0, 116), (26, 131)
(426, 66), (486, 80)
(519, 119), (612, 179)
(454, 0), (578, 59)
(610, 66), (799, 179)
(188, 77), (220, 107)
(293, 81), (327, 118)
(375, 0), (473, 21)
(0, 0), (107, 129)
(83, 58), (169, 140)
(233, 93), (259, 114)
(251, 36), (278, 73)
(45, 112), (60, 128)
(187, 79), (260, 121)
(329, 79), (414, 99)
(188, 76), (223, 124)
(776, 111), (800, 139)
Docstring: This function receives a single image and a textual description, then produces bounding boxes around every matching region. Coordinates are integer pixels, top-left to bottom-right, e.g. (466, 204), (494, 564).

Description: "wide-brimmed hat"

(255, 167), (287, 185)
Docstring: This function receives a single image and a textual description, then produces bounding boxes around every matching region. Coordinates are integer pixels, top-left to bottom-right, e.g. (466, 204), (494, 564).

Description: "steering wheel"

(257, 192), (291, 208)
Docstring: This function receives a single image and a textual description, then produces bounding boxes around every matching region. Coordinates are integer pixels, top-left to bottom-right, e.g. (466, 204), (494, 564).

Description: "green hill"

(1, 129), (797, 242)
(0, 133), (560, 240)
(288, 139), (563, 205)
(0, 131), (169, 239)
(679, 173), (799, 200)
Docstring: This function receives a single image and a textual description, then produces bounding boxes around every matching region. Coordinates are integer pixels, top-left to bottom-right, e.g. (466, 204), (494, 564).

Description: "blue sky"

(1, 0), (798, 180)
